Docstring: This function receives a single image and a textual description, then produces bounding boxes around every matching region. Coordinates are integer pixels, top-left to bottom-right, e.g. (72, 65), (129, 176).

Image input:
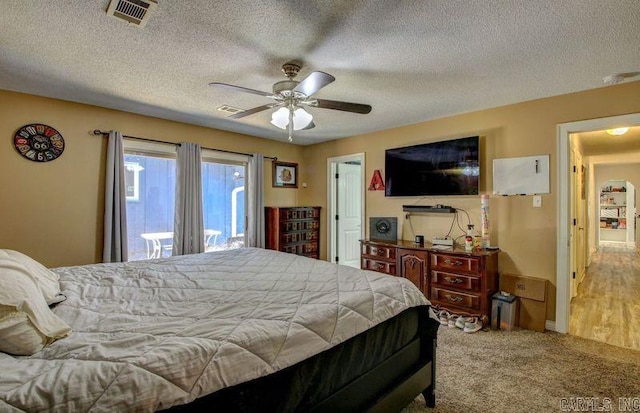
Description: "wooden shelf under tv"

(402, 205), (457, 213)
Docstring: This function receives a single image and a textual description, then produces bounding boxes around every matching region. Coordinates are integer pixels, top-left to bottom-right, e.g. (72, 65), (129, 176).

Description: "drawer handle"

(376, 249), (387, 256)
(444, 259), (463, 266)
(376, 263), (385, 270)
(444, 294), (463, 303)
(444, 276), (463, 284)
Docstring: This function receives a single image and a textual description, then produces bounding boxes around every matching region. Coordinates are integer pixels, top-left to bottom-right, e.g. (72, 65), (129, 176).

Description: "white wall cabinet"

(599, 180), (634, 244)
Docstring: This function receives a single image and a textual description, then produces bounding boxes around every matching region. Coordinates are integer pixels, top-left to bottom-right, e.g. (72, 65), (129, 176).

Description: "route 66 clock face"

(14, 123), (65, 162)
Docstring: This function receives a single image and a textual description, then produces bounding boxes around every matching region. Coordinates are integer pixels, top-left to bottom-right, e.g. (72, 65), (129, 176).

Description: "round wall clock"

(13, 124), (65, 162)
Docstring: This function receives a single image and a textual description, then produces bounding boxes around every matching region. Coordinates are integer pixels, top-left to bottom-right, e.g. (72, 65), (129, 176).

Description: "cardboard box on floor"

(499, 273), (547, 332)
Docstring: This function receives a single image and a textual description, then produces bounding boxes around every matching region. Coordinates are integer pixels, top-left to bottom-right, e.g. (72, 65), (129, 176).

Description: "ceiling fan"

(209, 63), (372, 142)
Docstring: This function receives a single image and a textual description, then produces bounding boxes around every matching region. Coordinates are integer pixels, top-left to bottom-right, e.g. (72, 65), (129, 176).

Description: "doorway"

(556, 113), (640, 334)
(327, 153), (365, 268)
(598, 180), (635, 247)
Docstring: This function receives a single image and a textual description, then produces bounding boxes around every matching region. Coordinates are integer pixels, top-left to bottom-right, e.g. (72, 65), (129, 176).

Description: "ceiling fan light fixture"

(292, 107), (313, 130)
(605, 127), (629, 136)
(270, 107), (290, 129)
(270, 107), (313, 131)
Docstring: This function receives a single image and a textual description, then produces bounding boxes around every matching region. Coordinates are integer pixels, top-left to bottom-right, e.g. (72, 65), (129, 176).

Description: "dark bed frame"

(164, 306), (439, 413)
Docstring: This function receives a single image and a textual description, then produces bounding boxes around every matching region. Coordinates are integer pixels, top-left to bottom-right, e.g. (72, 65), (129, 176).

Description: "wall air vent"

(217, 105), (245, 115)
(106, 0), (157, 28)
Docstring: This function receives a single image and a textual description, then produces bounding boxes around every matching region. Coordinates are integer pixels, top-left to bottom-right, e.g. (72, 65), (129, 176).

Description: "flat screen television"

(385, 136), (479, 196)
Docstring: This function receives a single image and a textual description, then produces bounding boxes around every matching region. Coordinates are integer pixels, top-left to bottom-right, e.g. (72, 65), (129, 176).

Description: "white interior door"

(575, 152), (587, 288)
(633, 187), (638, 246)
(627, 184), (636, 245)
(337, 162), (362, 268)
(570, 148), (578, 298)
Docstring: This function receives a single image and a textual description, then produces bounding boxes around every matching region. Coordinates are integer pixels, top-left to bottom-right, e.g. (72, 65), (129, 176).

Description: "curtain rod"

(91, 130), (277, 161)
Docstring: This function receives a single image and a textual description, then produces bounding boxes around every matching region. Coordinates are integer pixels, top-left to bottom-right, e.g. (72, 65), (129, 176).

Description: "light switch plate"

(533, 195), (542, 207)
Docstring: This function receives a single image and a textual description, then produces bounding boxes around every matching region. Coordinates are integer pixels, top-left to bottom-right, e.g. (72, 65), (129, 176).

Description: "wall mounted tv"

(385, 136), (479, 196)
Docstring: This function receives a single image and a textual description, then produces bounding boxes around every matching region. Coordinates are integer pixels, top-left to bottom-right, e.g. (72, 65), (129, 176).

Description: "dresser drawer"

(431, 270), (481, 292)
(362, 244), (396, 261)
(362, 258), (396, 275)
(431, 253), (480, 274)
(431, 287), (481, 310)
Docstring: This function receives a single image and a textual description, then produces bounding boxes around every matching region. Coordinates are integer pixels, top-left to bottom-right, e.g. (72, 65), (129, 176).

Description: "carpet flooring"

(401, 326), (640, 412)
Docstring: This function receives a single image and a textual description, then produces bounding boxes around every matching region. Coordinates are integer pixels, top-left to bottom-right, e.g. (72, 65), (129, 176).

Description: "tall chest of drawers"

(360, 239), (499, 323)
(265, 207), (321, 259)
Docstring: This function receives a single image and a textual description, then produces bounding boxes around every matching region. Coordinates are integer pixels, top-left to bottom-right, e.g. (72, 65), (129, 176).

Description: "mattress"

(0, 248), (429, 412)
(165, 305), (435, 412)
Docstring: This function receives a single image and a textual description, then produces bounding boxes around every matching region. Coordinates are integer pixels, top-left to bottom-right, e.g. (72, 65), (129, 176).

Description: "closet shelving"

(599, 180), (632, 244)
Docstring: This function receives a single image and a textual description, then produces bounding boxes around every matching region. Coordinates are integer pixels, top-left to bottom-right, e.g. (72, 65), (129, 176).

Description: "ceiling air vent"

(106, 0), (157, 28)
(217, 105), (245, 115)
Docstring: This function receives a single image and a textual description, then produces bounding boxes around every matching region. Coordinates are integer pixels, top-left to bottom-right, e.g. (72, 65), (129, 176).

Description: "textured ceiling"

(1, 1), (639, 145)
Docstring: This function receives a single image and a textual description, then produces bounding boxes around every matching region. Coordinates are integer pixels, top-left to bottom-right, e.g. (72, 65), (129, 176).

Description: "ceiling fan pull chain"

(288, 106), (294, 143)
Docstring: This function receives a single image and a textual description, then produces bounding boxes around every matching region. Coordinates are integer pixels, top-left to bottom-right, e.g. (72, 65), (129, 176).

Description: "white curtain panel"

(103, 130), (128, 262)
(247, 153), (265, 248)
(173, 143), (205, 255)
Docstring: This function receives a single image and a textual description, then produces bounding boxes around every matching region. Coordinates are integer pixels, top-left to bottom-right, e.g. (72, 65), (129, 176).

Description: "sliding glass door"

(123, 140), (249, 261)
(201, 157), (247, 251)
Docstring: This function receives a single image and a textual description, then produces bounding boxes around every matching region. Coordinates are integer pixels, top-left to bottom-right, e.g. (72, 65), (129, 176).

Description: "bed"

(0, 247), (438, 412)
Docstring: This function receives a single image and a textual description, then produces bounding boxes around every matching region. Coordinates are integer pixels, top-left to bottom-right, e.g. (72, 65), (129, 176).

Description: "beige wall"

(3, 82), (640, 321)
(300, 81), (640, 321)
(594, 163), (640, 197)
(0, 90), (304, 267)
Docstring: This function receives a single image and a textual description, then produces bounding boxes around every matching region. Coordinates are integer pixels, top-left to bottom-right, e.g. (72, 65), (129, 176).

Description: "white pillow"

(0, 249), (61, 305)
(0, 308), (51, 356)
(0, 264), (71, 356)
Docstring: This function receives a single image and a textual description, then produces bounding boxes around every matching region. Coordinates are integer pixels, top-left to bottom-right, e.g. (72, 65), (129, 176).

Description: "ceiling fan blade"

(209, 82), (273, 97)
(293, 71), (335, 97)
(302, 121), (316, 130)
(312, 98), (372, 114)
(229, 103), (279, 119)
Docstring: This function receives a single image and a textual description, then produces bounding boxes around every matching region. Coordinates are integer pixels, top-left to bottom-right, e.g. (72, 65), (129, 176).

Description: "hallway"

(570, 244), (640, 351)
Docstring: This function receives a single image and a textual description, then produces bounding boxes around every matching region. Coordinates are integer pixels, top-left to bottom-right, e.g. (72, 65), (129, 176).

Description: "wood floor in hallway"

(570, 244), (640, 351)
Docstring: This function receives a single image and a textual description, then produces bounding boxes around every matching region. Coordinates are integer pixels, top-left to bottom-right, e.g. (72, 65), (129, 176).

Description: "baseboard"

(545, 320), (557, 332)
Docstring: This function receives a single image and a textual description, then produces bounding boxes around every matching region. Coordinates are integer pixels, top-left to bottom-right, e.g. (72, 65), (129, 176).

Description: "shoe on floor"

(447, 314), (458, 328)
(437, 310), (450, 326)
(455, 316), (470, 329)
(463, 317), (483, 333)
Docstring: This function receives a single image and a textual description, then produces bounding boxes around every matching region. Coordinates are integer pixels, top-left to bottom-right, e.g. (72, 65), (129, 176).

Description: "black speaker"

(369, 217), (398, 242)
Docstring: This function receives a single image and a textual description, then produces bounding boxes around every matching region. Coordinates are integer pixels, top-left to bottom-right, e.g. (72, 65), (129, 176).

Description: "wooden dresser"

(361, 239), (499, 323)
(265, 206), (321, 259)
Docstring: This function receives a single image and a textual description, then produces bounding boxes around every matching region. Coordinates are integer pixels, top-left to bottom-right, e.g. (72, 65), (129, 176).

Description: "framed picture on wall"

(273, 161), (298, 188)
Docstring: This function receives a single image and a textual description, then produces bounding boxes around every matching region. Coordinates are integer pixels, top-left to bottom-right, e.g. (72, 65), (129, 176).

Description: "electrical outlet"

(533, 195), (542, 208)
